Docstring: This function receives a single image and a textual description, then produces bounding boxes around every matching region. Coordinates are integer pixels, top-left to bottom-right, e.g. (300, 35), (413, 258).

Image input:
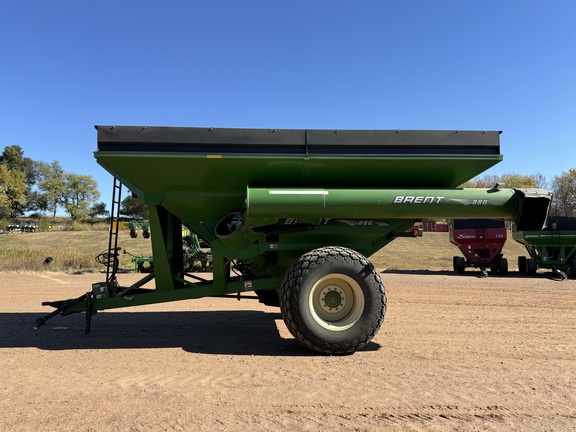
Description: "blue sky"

(1, 1), (574, 208)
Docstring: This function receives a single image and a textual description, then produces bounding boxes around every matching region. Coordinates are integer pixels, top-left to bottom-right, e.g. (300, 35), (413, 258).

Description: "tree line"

(0, 145), (103, 220)
(461, 171), (576, 217)
(1, 144), (575, 222)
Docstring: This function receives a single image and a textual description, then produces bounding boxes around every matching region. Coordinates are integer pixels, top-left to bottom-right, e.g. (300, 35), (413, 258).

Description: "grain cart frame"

(35, 126), (552, 354)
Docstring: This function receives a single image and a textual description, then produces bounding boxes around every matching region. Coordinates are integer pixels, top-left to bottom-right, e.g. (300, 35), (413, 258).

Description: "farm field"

(1, 268), (575, 431)
(0, 229), (531, 273)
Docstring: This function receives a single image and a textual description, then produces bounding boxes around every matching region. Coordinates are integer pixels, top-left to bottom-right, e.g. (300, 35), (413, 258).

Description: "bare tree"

(460, 172), (547, 189)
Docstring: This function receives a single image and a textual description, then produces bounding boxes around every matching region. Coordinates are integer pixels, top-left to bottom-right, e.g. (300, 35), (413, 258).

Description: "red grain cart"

(450, 219), (508, 276)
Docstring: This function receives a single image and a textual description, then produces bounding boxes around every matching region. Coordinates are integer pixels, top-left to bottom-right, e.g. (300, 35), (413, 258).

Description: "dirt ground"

(1, 270), (575, 431)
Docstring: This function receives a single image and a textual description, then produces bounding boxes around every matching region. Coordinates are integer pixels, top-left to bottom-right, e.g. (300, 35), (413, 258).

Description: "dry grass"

(62, 220), (110, 231)
(371, 231), (529, 271)
(0, 229), (152, 273)
(0, 228), (530, 274)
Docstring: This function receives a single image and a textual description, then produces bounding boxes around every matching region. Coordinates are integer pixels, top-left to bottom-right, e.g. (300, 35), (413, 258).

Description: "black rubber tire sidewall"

(499, 257), (509, 275)
(569, 258), (576, 278)
(518, 256), (527, 273)
(456, 257), (466, 274)
(526, 259), (538, 276)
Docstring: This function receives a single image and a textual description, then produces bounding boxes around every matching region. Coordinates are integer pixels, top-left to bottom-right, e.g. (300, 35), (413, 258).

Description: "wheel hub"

(321, 286), (345, 311)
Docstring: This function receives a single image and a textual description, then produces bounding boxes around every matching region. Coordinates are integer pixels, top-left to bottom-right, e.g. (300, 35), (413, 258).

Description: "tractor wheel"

(499, 257), (509, 276)
(518, 256), (527, 273)
(526, 258), (538, 276)
(280, 246), (386, 355)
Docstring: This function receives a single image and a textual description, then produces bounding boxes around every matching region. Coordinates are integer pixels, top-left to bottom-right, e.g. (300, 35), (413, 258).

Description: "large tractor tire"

(280, 246), (386, 355)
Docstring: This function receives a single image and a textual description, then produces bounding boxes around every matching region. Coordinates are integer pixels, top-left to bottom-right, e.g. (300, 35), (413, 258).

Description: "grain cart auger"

(34, 126), (553, 355)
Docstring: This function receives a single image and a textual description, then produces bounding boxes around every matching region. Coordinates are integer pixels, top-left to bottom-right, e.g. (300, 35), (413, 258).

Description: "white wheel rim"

(309, 273), (364, 331)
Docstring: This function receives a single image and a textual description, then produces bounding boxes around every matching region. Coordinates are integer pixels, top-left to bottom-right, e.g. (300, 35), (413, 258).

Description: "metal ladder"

(106, 178), (122, 287)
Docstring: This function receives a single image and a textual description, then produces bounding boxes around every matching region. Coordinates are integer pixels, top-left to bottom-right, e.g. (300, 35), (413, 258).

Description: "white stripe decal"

(269, 191), (329, 195)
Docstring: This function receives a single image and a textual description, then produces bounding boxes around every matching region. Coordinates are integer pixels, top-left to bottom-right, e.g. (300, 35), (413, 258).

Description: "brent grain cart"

(515, 216), (576, 279)
(450, 219), (508, 277)
(35, 127), (552, 354)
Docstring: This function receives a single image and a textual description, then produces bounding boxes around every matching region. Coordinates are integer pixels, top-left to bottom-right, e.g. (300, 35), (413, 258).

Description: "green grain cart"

(36, 127), (552, 354)
(514, 216), (576, 279)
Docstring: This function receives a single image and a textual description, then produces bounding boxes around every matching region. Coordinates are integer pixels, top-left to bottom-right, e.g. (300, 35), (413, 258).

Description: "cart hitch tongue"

(34, 293), (90, 331)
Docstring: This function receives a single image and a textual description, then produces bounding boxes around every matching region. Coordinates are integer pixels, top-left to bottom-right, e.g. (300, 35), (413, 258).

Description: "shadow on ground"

(382, 269), (568, 280)
(0, 310), (381, 356)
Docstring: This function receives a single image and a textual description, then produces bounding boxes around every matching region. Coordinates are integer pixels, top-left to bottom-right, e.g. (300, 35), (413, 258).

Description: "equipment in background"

(515, 216), (576, 280)
(450, 219), (508, 277)
(123, 221), (150, 238)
